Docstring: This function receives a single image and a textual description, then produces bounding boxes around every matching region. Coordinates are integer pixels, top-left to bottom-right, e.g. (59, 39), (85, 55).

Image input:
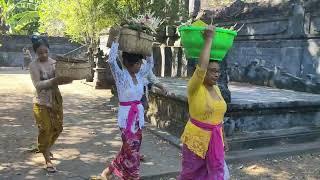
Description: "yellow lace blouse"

(181, 65), (227, 159)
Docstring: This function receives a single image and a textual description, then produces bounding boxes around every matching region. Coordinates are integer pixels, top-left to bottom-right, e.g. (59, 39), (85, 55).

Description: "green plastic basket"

(178, 26), (237, 61)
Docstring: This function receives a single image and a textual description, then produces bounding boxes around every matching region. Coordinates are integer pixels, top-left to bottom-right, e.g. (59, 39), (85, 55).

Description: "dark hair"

(31, 35), (49, 52)
(122, 52), (143, 67)
(209, 60), (221, 64)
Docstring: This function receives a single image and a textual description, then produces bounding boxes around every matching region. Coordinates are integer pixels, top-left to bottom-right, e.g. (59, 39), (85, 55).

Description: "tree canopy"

(1, 0), (189, 45)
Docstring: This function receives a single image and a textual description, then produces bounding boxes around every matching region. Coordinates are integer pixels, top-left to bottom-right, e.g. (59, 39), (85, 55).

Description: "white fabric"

(107, 42), (154, 130)
(224, 160), (230, 180)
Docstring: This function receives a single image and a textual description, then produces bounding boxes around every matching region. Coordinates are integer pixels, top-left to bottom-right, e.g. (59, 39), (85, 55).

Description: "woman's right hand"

(113, 26), (121, 43)
(203, 25), (216, 41)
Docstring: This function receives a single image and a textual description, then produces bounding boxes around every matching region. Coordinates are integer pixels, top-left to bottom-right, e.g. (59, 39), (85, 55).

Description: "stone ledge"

(147, 78), (320, 141)
(153, 79), (320, 112)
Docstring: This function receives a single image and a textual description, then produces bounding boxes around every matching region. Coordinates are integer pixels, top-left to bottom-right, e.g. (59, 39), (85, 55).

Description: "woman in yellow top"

(179, 25), (230, 180)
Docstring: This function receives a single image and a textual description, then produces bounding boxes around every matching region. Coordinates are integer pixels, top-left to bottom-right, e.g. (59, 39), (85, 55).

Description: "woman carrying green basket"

(178, 25), (233, 180)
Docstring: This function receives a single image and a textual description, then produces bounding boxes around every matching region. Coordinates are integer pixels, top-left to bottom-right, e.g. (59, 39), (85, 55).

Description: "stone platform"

(147, 78), (320, 152)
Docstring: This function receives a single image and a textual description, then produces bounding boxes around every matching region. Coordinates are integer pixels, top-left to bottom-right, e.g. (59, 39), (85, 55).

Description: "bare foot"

(100, 167), (111, 180)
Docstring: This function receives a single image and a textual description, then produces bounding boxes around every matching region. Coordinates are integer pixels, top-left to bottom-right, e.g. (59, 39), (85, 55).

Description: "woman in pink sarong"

(99, 31), (154, 180)
(179, 25), (230, 180)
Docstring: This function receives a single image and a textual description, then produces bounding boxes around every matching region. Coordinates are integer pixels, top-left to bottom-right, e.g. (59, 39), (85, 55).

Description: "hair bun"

(31, 35), (40, 44)
(31, 35), (48, 44)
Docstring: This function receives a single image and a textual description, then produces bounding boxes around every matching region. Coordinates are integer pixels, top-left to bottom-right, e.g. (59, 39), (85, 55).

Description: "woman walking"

(179, 25), (230, 180)
(100, 30), (154, 180)
(29, 35), (72, 173)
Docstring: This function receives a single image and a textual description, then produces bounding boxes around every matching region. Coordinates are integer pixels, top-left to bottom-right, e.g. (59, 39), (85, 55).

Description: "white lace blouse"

(108, 42), (154, 131)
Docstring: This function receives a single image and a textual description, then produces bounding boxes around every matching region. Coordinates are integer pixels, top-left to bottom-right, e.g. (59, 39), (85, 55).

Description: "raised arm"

(198, 25), (215, 70)
(187, 25), (215, 95)
(107, 42), (123, 81)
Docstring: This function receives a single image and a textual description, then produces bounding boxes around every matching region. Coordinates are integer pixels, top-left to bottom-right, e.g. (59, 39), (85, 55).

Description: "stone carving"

(310, 16), (320, 35)
(288, 3), (305, 38)
(224, 117), (246, 137)
(228, 60), (320, 94)
(223, 117), (235, 137)
(94, 48), (107, 68)
(228, 63), (244, 82)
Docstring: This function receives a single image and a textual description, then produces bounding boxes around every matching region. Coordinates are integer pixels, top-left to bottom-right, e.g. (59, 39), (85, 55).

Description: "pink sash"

(190, 118), (225, 180)
(120, 101), (141, 138)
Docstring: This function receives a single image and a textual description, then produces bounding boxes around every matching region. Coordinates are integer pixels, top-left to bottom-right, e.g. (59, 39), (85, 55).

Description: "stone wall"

(147, 79), (320, 145)
(0, 35), (81, 67)
(155, 0), (320, 94)
(199, 0), (320, 93)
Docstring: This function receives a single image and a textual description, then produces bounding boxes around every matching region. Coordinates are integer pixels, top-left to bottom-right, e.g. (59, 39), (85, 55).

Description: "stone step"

(141, 141), (320, 180)
(226, 140), (320, 163)
(147, 122), (320, 152)
(229, 126), (320, 151)
(140, 136), (320, 180)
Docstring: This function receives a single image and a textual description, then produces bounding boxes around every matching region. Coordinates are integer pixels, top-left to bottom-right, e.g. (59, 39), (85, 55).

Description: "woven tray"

(55, 56), (91, 80)
(107, 27), (154, 55)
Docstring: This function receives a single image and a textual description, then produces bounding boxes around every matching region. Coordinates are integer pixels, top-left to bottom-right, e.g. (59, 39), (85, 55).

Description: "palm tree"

(0, 0), (41, 34)
(0, 0), (15, 33)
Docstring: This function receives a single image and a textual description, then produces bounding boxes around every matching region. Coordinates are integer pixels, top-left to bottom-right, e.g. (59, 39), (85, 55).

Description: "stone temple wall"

(0, 35), (81, 67)
(199, 0), (320, 93)
(152, 0), (320, 94)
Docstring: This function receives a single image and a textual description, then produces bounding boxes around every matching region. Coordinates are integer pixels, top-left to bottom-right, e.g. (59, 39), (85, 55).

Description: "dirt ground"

(229, 153), (320, 180)
(0, 70), (181, 180)
(0, 69), (320, 180)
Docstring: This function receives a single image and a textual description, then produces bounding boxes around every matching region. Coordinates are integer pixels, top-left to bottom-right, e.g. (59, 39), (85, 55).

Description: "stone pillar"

(153, 46), (162, 76)
(177, 48), (183, 77)
(164, 47), (173, 77)
(189, 0), (201, 17)
(288, 3), (305, 38)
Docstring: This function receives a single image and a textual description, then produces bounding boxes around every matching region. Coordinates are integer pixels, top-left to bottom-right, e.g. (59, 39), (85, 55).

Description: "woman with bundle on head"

(99, 29), (154, 180)
(29, 35), (73, 173)
(178, 25), (230, 180)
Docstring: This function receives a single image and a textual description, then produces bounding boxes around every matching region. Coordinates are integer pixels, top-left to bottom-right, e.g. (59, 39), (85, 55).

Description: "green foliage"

(39, 0), (117, 45)
(0, 0), (40, 34)
(208, 0), (254, 7)
(38, 0), (189, 44)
